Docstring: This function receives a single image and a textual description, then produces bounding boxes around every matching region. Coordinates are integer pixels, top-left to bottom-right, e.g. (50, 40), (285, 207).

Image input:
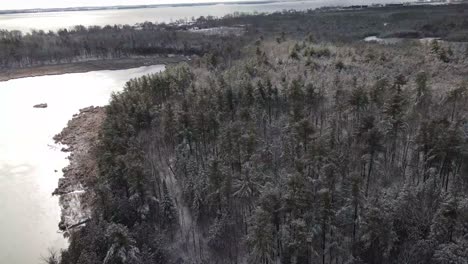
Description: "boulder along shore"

(53, 106), (106, 233)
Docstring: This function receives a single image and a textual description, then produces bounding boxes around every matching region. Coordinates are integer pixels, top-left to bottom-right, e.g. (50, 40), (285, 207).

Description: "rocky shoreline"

(53, 106), (106, 232)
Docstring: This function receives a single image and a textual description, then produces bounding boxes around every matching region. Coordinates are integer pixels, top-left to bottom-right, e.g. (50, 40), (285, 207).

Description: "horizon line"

(0, 0), (280, 14)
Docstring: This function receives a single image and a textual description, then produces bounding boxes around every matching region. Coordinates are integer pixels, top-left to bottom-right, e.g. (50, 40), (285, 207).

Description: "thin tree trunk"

(322, 221), (326, 264)
(352, 201), (358, 255)
(365, 152), (374, 197)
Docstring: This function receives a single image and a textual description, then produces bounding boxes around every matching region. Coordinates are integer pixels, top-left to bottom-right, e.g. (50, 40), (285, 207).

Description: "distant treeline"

(208, 4), (468, 42)
(0, 4), (467, 70)
(0, 23), (243, 69)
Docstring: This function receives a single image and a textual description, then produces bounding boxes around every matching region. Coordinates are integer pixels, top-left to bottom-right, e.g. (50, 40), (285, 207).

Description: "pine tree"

(445, 83), (467, 122)
(349, 86), (369, 124)
(248, 207), (276, 264)
(103, 224), (141, 264)
(383, 76), (407, 165)
(357, 116), (384, 196)
(288, 78), (305, 122)
(359, 198), (397, 263)
(161, 181), (178, 231)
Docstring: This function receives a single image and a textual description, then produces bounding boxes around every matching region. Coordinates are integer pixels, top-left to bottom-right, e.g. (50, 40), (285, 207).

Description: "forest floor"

(53, 106), (105, 231)
(0, 55), (187, 82)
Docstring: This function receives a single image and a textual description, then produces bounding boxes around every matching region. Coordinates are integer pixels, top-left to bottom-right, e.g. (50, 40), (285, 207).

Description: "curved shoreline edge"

(0, 55), (186, 82)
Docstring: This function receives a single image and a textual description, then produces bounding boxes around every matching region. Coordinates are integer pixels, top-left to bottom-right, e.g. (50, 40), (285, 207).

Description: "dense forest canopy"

(38, 3), (468, 264)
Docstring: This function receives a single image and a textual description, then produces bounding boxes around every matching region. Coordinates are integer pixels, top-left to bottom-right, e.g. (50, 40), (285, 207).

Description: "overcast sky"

(0, 0), (260, 10)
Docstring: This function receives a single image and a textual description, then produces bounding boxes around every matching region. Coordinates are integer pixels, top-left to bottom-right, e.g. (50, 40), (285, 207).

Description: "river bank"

(53, 106), (105, 232)
(0, 56), (185, 82)
(0, 63), (166, 263)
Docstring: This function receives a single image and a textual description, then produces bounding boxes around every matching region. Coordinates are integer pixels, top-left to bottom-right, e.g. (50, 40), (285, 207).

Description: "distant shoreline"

(0, 55), (186, 82)
(0, 1), (276, 15)
(1, 0), (461, 16)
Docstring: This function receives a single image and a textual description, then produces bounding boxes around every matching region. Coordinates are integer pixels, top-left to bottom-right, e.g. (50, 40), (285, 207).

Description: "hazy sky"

(0, 0), (257, 10)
